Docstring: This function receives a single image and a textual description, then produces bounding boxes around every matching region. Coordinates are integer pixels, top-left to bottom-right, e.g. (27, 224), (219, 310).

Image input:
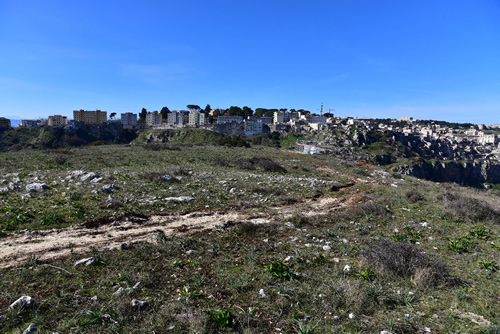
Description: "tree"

(186, 104), (201, 111)
(323, 113), (333, 118)
(139, 108), (147, 121)
(160, 106), (170, 119)
(227, 106), (242, 116)
(109, 112), (117, 120)
(242, 106), (254, 118)
(204, 104), (211, 115)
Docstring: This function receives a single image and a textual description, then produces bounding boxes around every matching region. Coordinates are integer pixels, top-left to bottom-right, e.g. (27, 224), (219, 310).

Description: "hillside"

(0, 140), (499, 333)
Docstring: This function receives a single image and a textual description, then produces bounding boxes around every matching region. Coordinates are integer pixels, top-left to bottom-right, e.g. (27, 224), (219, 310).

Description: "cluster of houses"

(2, 110), (499, 147)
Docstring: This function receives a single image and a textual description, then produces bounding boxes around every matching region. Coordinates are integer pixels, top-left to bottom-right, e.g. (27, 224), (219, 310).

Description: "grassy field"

(0, 140), (499, 333)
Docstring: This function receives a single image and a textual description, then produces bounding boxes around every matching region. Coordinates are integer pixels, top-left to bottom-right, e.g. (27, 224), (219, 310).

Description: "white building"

(121, 112), (137, 127)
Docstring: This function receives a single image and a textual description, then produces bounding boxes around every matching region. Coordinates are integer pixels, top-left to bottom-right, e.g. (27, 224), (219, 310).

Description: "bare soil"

(0, 191), (363, 268)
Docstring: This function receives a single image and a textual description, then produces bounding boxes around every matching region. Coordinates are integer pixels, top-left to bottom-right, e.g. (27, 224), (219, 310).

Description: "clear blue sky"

(1, 0), (500, 124)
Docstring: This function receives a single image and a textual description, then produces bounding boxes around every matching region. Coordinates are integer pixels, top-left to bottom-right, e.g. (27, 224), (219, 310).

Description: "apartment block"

(21, 119), (41, 127)
(121, 112), (138, 127)
(73, 109), (107, 125)
(48, 115), (68, 127)
(146, 111), (162, 126)
(188, 111), (205, 126)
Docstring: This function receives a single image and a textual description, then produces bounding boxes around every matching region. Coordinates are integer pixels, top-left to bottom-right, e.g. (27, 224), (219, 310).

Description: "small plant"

(469, 226), (491, 240)
(207, 305), (238, 329)
(294, 318), (319, 334)
(356, 266), (376, 281)
(478, 259), (499, 272)
(266, 261), (294, 281)
(447, 237), (472, 253)
(394, 227), (422, 244)
(178, 286), (204, 302)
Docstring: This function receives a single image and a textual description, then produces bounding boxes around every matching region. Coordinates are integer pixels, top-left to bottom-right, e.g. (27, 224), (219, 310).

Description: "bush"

(406, 190), (424, 203)
(445, 193), (499, 224)
(362, 239), (459, 287)
(216, 136), (250, 148)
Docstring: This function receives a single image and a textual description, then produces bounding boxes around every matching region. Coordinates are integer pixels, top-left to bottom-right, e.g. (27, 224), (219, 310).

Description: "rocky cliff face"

(396, 160), (500, 186)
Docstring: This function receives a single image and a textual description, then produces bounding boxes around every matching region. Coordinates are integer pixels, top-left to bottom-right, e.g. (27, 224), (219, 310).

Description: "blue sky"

(1, 0), (499, 123)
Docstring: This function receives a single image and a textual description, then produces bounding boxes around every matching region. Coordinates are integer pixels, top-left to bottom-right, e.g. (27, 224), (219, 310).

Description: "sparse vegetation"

(0, 134), (499, 333)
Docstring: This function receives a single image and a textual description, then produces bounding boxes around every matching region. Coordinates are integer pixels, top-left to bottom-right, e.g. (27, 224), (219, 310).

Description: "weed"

(266, 261), (294, 281)
(478, 259), (499, 272)
(206, 305), (239, 330)
(394, 227), (422, 243)
(356, 267), (376, 281)
(447, 237), (473, 253)
(470, 226), (491, 240)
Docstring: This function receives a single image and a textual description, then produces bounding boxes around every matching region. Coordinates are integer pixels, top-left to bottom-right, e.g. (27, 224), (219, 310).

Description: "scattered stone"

(343, 264), (351, 272)
(93, 184), (118, 194)
(132, 282), (143, 290)
(22, 323), (37, 334)
(229, 188), (237, 194)
(380, 331), (393, 334)
(333, 257), (340, 263)
(74, 257), (96, 266)
(113, 287), (124, 296)
(185, 250), (195, 255)
(81, 172), (99, 182)
(164, 196), (195, 202)
(348, 312), (355, 319)
(91, 296), (98, 302)
(131, 299), (148, 307)
(9, 296), (35, 309)
(259, 289), (266, 297)
(160, 174), (174, 182)
(91, 177), (103, 183)
(322, 245), (331, 251)
(106, 194), (116, 207)
(25, 183), (48, 192)
(0, 187), (8, 193)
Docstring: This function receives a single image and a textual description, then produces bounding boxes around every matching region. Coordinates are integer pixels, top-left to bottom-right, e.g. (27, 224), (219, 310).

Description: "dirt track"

(0, 192), (360, 269)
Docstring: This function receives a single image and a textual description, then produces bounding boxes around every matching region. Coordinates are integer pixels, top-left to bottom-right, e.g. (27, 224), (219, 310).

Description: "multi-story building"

(310, 115), (327, 124)
(73, 109), (107, 125)
(21, 119), (41, 127)
(120, 112), (138, 127)
(217, 115), (243, 124)
(146, 111), (162, 126)
(167, 111), (185, 126)
(188, 111), (205, 126)
(0, 117), (11, 130)
(244, 119), (263, 135)
(48, 115), (68, 127)
(273, 111), (290, 124)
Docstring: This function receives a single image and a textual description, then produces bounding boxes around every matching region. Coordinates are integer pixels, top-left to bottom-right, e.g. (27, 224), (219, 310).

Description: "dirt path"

(0, 189), (364, 269)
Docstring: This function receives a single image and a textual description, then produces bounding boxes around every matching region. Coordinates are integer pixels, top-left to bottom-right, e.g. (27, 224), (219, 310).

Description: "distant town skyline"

(1, 1), (500, 124)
